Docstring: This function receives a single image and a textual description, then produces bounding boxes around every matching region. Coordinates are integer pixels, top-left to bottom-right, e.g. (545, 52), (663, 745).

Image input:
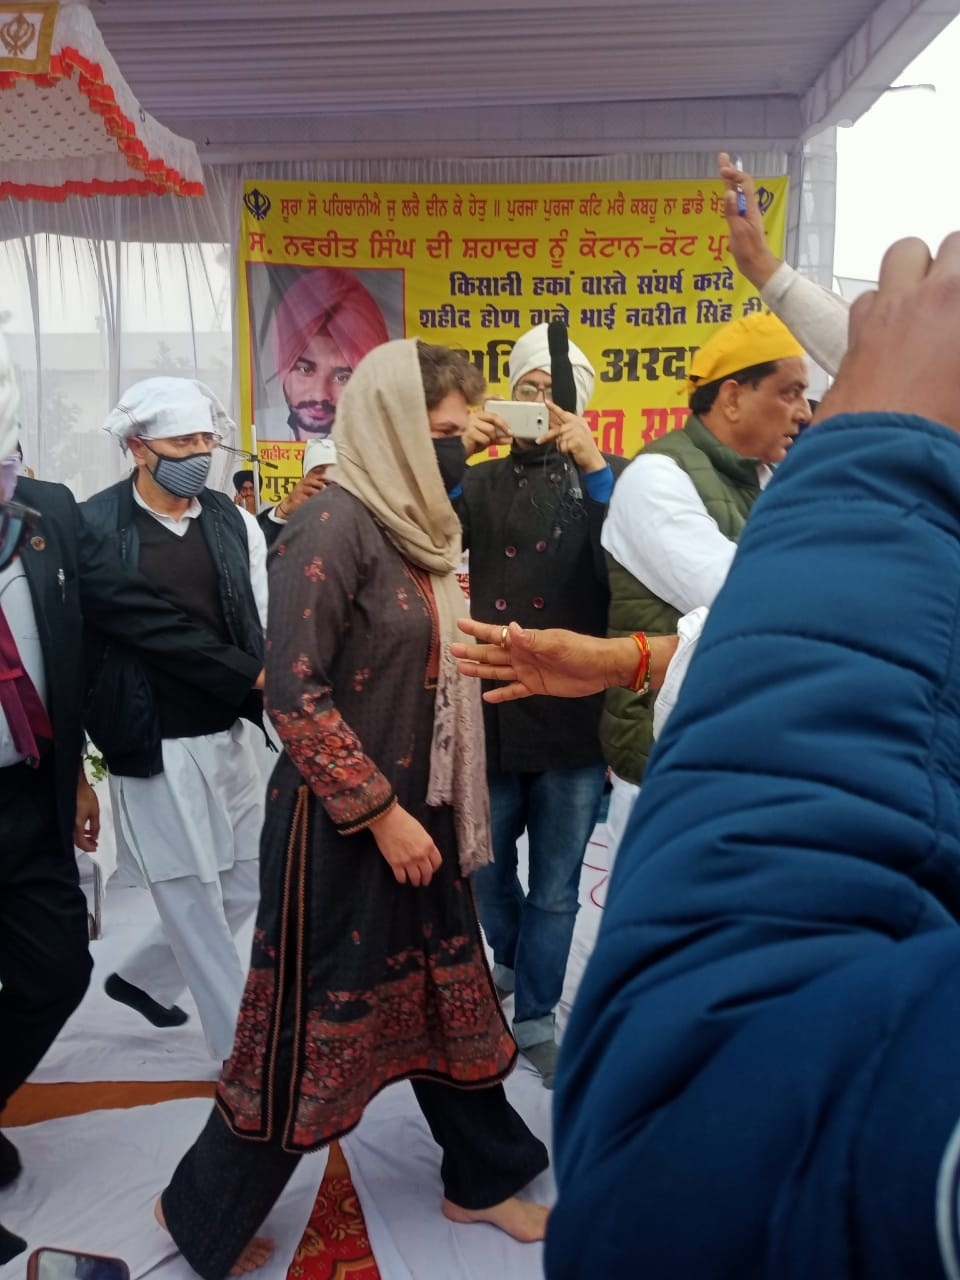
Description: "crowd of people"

(3, 152), (960, 1280)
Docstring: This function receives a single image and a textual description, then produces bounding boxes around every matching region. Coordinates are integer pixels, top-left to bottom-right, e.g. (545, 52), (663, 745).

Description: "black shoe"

(104, 974), (188, 1028)
(0, 1224), (27, 1264)
(0, 1133), (21, 1189)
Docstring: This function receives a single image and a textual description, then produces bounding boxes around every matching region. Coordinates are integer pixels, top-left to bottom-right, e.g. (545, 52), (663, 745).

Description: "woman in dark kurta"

(159, 339), (549, 1279)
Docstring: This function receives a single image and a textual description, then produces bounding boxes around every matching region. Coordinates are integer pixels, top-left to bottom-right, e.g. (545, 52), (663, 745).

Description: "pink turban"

(271, 268), (390, 382)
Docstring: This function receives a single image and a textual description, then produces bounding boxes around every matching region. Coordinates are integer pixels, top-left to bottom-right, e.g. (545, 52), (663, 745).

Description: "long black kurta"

(217, 484), (515, 1152)
(456, 443), (627, 774)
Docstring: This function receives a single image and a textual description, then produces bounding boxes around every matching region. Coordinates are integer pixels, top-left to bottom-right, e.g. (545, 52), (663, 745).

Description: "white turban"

(507, 323), (595, 415)
(0, 335), (21, 501)
(303, 437), (337, 473)
(104, 377), (234, 451)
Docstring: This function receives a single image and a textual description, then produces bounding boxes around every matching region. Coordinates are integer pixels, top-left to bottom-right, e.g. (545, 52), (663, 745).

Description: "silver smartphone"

(483, 400), (548, 441)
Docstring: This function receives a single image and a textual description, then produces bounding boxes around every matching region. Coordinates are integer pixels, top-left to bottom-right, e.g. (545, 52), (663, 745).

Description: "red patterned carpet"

(288, 1145), (381, 1280)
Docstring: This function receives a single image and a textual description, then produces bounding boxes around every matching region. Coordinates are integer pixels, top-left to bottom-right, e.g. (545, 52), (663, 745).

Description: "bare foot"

(154, 1197), (276, 1275)
(227, 1238), (275, 1276)
(442, 1195), (548, 1242)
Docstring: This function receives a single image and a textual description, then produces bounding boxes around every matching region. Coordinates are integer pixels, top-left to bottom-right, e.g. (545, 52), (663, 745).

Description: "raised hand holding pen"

(717, 151), (782, 290)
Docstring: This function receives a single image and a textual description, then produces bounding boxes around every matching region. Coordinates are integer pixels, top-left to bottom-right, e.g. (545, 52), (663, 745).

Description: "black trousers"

(162, 1079), (549, 1280)
(0, 759), (92, 1110)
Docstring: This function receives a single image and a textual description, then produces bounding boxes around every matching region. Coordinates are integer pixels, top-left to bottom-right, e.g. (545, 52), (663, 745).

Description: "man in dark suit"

(0, 352), (263, 1263)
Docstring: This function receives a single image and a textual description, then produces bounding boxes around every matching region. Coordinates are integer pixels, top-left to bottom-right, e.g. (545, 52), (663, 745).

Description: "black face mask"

(433, 437), (467, 494)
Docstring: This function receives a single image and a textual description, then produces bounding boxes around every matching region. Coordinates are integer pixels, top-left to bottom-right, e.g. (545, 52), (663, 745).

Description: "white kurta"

(600, 455), (770, 868)
(110, 720), (263, 884)
(601, 452), (771, 616)
(107, 489), (269, 1060)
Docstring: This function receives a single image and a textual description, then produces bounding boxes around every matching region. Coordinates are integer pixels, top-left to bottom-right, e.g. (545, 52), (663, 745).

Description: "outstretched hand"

(814, 234), (960, 433)
(717, 151), (781, 290)
(452, 618), (625, 702)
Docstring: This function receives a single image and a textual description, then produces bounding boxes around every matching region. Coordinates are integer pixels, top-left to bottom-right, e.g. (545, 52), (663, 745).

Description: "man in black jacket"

(0, 353), (262, 1264)
(453, 324), (626, 1087)
(84, 377), (268, 1065)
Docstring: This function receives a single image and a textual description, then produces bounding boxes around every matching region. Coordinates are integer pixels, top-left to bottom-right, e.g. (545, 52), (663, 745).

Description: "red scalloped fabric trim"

(0, 45), (204, 201)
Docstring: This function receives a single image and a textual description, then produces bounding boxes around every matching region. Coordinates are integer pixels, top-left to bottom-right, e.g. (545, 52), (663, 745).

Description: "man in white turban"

(0, 351), (269, 1263)
(449, 324), (627, 1087)
(506, 322), (595, 416)
(83, 377), (269, 1064)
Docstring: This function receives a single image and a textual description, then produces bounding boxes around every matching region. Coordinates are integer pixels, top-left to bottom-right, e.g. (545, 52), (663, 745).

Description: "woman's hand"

(369, 803), (443, 886)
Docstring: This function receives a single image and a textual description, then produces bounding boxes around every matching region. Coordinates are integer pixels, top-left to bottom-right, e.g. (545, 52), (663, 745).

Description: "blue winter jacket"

(548, 413), (960, 1280)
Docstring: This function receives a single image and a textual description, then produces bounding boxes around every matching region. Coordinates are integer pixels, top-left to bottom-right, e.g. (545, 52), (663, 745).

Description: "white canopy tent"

(0, 0), (956, 494)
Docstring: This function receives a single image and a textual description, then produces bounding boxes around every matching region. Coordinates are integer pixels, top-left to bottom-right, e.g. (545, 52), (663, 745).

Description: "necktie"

(0, 603), (52, 766)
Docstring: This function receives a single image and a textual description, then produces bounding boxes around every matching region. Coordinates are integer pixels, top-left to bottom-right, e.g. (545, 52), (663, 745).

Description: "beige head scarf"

(331, 337), (491, 875)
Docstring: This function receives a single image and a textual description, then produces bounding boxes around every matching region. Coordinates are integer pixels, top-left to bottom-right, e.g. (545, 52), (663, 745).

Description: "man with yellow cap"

(598, 311), (811, 860)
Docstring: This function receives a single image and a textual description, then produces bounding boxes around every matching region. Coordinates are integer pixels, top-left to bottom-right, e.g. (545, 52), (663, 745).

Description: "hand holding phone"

(482, 400), (547, 442)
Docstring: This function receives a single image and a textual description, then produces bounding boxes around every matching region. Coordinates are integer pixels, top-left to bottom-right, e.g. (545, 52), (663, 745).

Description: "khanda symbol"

(244, 189), (272, 222)
(756, 186), (775, 216)
(1, 13), (36, 57)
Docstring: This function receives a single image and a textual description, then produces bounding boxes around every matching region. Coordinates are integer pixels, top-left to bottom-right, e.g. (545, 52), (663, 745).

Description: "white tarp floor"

(0, 1102), (327, 1280)
(6, 826), (615, 1280)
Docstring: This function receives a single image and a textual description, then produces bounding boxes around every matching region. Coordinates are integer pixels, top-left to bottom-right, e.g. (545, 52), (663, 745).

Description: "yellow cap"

(685, 311), (805, 400)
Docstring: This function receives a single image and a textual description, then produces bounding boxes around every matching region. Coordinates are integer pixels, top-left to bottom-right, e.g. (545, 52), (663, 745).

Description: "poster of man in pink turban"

(248, 265), (402, 442)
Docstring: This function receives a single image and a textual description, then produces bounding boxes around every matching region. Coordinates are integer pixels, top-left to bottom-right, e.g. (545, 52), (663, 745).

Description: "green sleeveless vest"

(600, 416), (761, 783)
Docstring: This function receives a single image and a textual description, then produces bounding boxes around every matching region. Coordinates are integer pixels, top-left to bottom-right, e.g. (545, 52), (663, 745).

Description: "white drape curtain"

(0, 149), (787, 496)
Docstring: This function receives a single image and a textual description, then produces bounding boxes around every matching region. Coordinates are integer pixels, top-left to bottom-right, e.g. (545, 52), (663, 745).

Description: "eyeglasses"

(0, 501), (41, 572)
(141, 432), (223, 451)
(514, 382), (552, 402)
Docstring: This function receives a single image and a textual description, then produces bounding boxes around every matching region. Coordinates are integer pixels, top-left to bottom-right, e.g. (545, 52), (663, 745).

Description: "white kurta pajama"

(108, 491), (269, 1062)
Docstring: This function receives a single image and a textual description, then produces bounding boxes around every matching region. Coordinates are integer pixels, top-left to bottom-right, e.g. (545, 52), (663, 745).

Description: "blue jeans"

(473, 764), (606, 1045)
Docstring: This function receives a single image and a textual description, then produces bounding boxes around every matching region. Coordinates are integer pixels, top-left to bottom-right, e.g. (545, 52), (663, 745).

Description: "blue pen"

(732, 154), (748, 217)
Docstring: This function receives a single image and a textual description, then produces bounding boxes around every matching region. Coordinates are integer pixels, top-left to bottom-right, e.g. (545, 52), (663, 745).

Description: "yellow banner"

(238, 177), (788, 504)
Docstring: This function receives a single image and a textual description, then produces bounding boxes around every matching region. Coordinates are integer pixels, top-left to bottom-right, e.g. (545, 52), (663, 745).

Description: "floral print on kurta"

(218, 485), (515, 1153)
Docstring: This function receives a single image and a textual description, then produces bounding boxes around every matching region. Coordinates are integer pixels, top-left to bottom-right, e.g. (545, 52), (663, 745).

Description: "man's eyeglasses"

(514, 382), (552, 402)
(0, 501), (41, 572)
(140, 432), (224, 452)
